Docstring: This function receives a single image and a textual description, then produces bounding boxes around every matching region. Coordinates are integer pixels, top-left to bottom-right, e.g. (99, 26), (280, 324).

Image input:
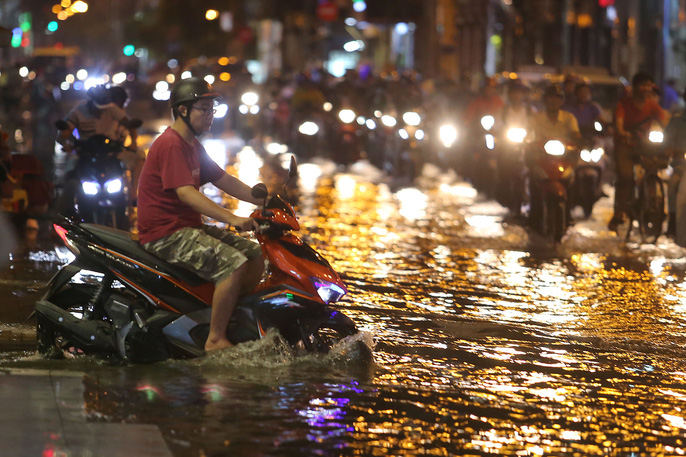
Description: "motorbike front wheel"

(638, 174), (666, 244)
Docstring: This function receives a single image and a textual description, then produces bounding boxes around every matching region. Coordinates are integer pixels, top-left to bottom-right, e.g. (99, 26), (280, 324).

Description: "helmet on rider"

(170, 77), (222, 136)
(109, 85), (129, 109)
(87, 84), (112, 109)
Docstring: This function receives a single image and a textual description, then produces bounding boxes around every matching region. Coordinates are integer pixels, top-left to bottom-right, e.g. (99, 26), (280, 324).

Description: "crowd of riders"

(3, 63), (686, 243)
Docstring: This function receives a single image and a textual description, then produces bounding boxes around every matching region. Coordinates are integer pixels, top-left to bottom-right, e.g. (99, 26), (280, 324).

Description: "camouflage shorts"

(143, 225), (263, 284)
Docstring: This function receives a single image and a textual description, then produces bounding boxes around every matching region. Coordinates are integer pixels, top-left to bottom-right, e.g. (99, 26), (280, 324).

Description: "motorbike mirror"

(55, 120), (70, 130)
(288, 156), (297, 178)
(251, 183), (269, 200)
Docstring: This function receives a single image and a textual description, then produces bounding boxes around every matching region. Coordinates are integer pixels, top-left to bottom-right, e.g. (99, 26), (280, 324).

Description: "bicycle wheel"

(638, 174), (666, 244)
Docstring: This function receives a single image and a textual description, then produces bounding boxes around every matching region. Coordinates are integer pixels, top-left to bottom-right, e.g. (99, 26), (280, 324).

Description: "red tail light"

(54, 224), (69, 245)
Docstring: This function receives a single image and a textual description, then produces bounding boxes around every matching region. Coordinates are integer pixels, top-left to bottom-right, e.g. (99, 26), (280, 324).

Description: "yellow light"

(57, 11), (68, 20)
(60, 0), (71, 7)
(228, 56), (238, 64)
(165, 73), (175, 84)
(220, 72), (231, 81)
(206, 9), (219, 20)
(52, 4), (63, 14)
(72, 1), (88, 13)
(218, 57), (229, 66)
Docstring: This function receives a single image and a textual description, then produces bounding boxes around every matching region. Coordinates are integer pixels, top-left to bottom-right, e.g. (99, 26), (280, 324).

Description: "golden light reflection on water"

(287, 164), (686, 456)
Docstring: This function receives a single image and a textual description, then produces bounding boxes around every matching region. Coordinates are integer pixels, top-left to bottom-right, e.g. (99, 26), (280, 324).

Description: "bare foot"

(205, 338), (234, 352)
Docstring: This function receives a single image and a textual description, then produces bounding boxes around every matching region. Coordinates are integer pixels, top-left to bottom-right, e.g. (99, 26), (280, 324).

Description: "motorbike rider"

(57, 84), (145, 206)
(527, 85), (581, 226)
(136, 77), (264, 352)
(497, 79), (534, 214)
(608, 72), (669, 232)
(664, 89), (686, 240)
(565, 82), (603, 138)
(463, 76), (505, 127)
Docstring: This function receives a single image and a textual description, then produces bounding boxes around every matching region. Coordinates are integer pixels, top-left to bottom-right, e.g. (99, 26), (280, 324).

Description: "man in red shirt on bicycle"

(608, 72), (668, 232)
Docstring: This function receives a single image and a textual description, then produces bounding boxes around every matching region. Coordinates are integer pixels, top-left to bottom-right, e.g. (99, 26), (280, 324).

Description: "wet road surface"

(3, 156), (686, 456)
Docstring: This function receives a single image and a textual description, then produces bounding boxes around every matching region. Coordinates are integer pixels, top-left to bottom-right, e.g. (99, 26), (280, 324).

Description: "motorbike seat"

(80, 223), (208, 286)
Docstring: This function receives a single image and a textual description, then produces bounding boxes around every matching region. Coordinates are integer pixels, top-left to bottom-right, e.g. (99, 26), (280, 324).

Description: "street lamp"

(206, 9), (219, 21)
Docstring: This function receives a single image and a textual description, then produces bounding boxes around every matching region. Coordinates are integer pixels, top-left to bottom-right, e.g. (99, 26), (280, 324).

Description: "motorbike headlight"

(480, 115), (495, 131)
(381, 115), (397, 127)
(591, 147), (604, 163)
(249, 105), (260, 115)
(338, 109), (356, 124)
(399, 128), (409, 140)
(649, 130), (664, 143)
(105, 178), (123, 194)
(580, 149), (592, 163)
(239, 104), (249, 114)
(415, 129), (425, 140)
(82, 181), (101, 195)
(506, 127), (527, 143)
(366, 119), (377, 130)
(241, 91), (259, 106)
(544, 140), (565, 156)
(311, 278), (347, 304)
(439, 125), (458, 148)
(323, 102), (333, 112)
(594, 121), (603, 132)
(356, 116), (366, 125)
(485, 133), (495, 150)
(299, 121), (319, 136)
(403, 111), (421, 126)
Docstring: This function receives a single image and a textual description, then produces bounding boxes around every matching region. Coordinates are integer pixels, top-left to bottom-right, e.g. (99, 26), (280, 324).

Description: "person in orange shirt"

(608, 72), (668, 232)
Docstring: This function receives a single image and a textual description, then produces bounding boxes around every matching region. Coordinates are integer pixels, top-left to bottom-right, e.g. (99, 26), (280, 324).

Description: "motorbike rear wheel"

(542, 198), (567, 242)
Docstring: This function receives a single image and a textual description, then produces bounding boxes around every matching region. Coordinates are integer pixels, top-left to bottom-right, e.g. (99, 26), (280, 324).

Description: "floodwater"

(3, 156), (686, 456)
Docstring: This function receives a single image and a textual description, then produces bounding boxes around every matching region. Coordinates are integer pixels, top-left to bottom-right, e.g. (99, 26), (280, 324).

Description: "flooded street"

(3, 158), (686, 456)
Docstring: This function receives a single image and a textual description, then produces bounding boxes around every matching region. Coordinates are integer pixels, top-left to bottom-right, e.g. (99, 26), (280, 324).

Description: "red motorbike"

(35, 158), (362, 362)
(527, 139), (577, 242)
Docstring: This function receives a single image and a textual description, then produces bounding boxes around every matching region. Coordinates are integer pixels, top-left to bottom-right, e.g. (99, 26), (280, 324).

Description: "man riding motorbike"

(57, 84), (144, 208)
(608, 72), (669, 232)
(137, 77), (264, 352)
(526, 85), (581, 228)
(497, 79), (534, 216)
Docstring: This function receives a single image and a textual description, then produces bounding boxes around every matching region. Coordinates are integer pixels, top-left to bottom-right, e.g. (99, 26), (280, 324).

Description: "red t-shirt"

(615, 97), (666, 132)
(137, 128), (224, 245)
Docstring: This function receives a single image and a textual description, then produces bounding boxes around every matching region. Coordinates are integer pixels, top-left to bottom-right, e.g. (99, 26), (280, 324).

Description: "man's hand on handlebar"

(229, 215), (261, 233)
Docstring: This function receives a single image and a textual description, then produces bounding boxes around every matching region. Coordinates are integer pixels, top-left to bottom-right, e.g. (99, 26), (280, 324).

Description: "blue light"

(352, 1), (366, 12)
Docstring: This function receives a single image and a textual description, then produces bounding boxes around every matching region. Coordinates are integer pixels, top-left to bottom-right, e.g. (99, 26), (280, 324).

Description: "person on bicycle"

(137, 77), (264, 352)
(608, 72), (669, 232)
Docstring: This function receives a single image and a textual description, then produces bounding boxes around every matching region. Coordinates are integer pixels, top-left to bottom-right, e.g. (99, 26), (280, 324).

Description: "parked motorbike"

(1, 152), (52, 219)
(35, 158), (361, 362)
(527, 139), (576, 242)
